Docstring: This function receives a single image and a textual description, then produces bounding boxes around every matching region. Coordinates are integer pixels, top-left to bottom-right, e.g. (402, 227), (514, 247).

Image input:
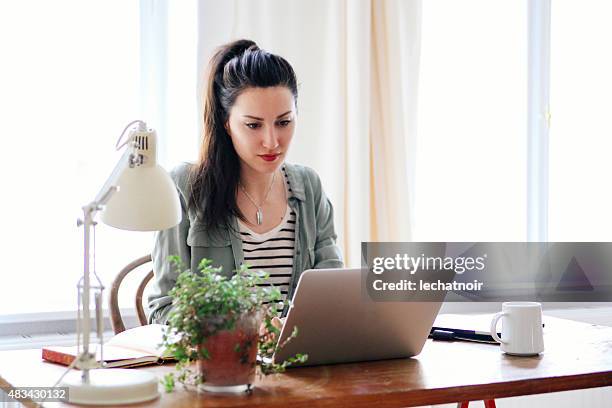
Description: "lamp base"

(59, 368), (159, 405)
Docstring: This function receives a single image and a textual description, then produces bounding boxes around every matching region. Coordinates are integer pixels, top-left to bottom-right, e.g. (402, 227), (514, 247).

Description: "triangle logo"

(556, 256), (594, 292)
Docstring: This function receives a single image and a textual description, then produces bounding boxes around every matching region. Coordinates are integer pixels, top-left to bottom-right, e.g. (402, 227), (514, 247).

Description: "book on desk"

(42, 324), (175, 368)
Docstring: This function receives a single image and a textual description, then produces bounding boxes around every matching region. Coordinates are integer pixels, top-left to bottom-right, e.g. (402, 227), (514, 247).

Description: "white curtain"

(197, 0), (421, 267)
(141, 0), (200, 169)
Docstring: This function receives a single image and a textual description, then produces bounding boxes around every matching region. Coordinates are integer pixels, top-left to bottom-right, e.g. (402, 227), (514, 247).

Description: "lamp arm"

(93, 145), (135, 207)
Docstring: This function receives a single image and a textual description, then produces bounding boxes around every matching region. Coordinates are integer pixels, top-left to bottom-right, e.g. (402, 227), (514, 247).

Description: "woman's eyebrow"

(275, 110), (292, 118)
(242, 110), (293, 121)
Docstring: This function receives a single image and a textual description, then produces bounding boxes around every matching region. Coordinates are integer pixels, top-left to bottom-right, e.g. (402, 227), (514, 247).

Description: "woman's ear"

(224, 120), (231, 136)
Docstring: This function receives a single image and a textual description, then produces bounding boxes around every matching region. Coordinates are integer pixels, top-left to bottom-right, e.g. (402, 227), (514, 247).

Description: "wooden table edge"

(319, 370), (612, 408)
(145, 370), (612, 408)
(1, 366), (611, 407)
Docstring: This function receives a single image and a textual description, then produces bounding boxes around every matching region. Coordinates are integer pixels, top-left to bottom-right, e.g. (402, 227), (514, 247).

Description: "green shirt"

(148, 162), (344, 324)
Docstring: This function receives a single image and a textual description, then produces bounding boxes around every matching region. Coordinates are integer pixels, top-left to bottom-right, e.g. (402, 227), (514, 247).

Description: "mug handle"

(490, 312), (506, 344)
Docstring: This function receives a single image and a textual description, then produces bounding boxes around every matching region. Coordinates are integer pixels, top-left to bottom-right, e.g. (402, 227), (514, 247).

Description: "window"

(0, 1), (197, 316)
(548, 0), (612, 241)
(414, 0), (527, 241)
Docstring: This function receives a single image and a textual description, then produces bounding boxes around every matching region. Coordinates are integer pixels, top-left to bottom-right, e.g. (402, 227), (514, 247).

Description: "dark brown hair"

(189, 39), (298, 233)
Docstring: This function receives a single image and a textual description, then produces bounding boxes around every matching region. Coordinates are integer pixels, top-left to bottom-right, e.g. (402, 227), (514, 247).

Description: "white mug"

(490, 301), (544, 356)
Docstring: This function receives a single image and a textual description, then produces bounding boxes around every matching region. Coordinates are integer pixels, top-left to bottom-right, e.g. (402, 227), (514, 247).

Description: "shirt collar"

(282, 162), (306, 202)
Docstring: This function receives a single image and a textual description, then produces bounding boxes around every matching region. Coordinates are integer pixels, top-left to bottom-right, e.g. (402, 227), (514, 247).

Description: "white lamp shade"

(101, 164), (181, 231)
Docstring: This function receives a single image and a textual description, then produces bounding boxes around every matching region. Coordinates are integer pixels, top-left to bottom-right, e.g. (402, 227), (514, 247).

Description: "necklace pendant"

(256, 208), (263, 225)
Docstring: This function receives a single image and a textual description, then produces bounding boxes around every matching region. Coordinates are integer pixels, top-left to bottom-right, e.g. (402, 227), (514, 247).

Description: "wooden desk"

(1, 315), (611, 407)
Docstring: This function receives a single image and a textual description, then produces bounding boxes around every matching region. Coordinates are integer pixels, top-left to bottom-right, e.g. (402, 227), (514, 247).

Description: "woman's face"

(225, 86), (296, 175)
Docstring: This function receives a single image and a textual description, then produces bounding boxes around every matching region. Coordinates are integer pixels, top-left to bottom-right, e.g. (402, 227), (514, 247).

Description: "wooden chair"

(108, 254), (154, 334)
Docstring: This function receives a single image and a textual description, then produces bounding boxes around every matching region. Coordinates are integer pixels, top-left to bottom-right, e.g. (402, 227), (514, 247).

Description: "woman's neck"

(239, 164), (279, 203)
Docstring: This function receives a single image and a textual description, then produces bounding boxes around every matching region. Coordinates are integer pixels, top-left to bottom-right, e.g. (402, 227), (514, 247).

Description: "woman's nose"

(262, 126), (279, 149)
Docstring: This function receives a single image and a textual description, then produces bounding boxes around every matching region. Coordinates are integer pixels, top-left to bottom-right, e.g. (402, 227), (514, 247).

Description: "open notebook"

(42, 324), (175, 368)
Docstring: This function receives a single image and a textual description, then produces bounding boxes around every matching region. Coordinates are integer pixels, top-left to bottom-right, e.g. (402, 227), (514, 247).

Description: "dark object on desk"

(429, 329), (499, 344)
(431, 313), (546, 344)
(431, 313), (501, 343)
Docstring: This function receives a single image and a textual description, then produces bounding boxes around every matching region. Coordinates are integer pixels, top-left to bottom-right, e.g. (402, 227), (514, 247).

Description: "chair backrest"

(108, 254), (154, 334)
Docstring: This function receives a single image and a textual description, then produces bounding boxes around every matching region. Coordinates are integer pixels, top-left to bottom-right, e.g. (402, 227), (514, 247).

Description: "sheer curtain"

(197, 0), (422, 266)
(370, 0), (421, 243)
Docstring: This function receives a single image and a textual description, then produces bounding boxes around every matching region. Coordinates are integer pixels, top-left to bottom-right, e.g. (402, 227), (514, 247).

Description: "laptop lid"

(272, 268), (444, 367)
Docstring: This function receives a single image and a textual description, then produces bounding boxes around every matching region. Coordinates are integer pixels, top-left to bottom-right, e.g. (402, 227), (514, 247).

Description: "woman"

(148, 39), (343, 325)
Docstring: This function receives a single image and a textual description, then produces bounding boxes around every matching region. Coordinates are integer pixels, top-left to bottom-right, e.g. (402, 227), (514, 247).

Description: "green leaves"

(165, 258), (273, 347)
(258, 321), (308, 375)
(161, 373), (175, 393)
(162, 256), (308, 391)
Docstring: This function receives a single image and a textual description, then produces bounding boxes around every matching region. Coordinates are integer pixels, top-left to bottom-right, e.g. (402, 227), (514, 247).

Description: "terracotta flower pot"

(197, 311), (260, 393)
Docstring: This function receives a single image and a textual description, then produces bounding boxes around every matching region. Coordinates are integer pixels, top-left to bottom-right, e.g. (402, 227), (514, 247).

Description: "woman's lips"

(260, 154), (280, 162)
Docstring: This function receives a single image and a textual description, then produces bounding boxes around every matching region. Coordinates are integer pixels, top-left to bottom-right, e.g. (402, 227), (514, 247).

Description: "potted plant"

(161, 256), (307, 393)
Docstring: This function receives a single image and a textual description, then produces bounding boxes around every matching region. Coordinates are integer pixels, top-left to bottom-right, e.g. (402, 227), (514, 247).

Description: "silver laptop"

(272, 268), (444, 367)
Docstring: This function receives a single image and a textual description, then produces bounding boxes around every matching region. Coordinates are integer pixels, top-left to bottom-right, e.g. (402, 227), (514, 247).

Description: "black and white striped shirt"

(238, 167), (295, 311)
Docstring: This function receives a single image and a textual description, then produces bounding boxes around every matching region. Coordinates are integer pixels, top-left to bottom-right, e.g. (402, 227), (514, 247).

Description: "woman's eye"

(277, 120), (292, 127)
(245, 123), (260, 129)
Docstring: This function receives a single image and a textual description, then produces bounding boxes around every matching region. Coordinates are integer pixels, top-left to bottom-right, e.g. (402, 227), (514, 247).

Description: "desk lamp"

(57, 120), (181, 405)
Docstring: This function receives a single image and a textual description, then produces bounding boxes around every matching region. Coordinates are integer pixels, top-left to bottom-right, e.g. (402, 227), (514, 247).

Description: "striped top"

(238, 166), (295, 312)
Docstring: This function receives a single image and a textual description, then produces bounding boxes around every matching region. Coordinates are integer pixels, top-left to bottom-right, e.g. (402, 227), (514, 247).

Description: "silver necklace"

(239, 171), (277, 225)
